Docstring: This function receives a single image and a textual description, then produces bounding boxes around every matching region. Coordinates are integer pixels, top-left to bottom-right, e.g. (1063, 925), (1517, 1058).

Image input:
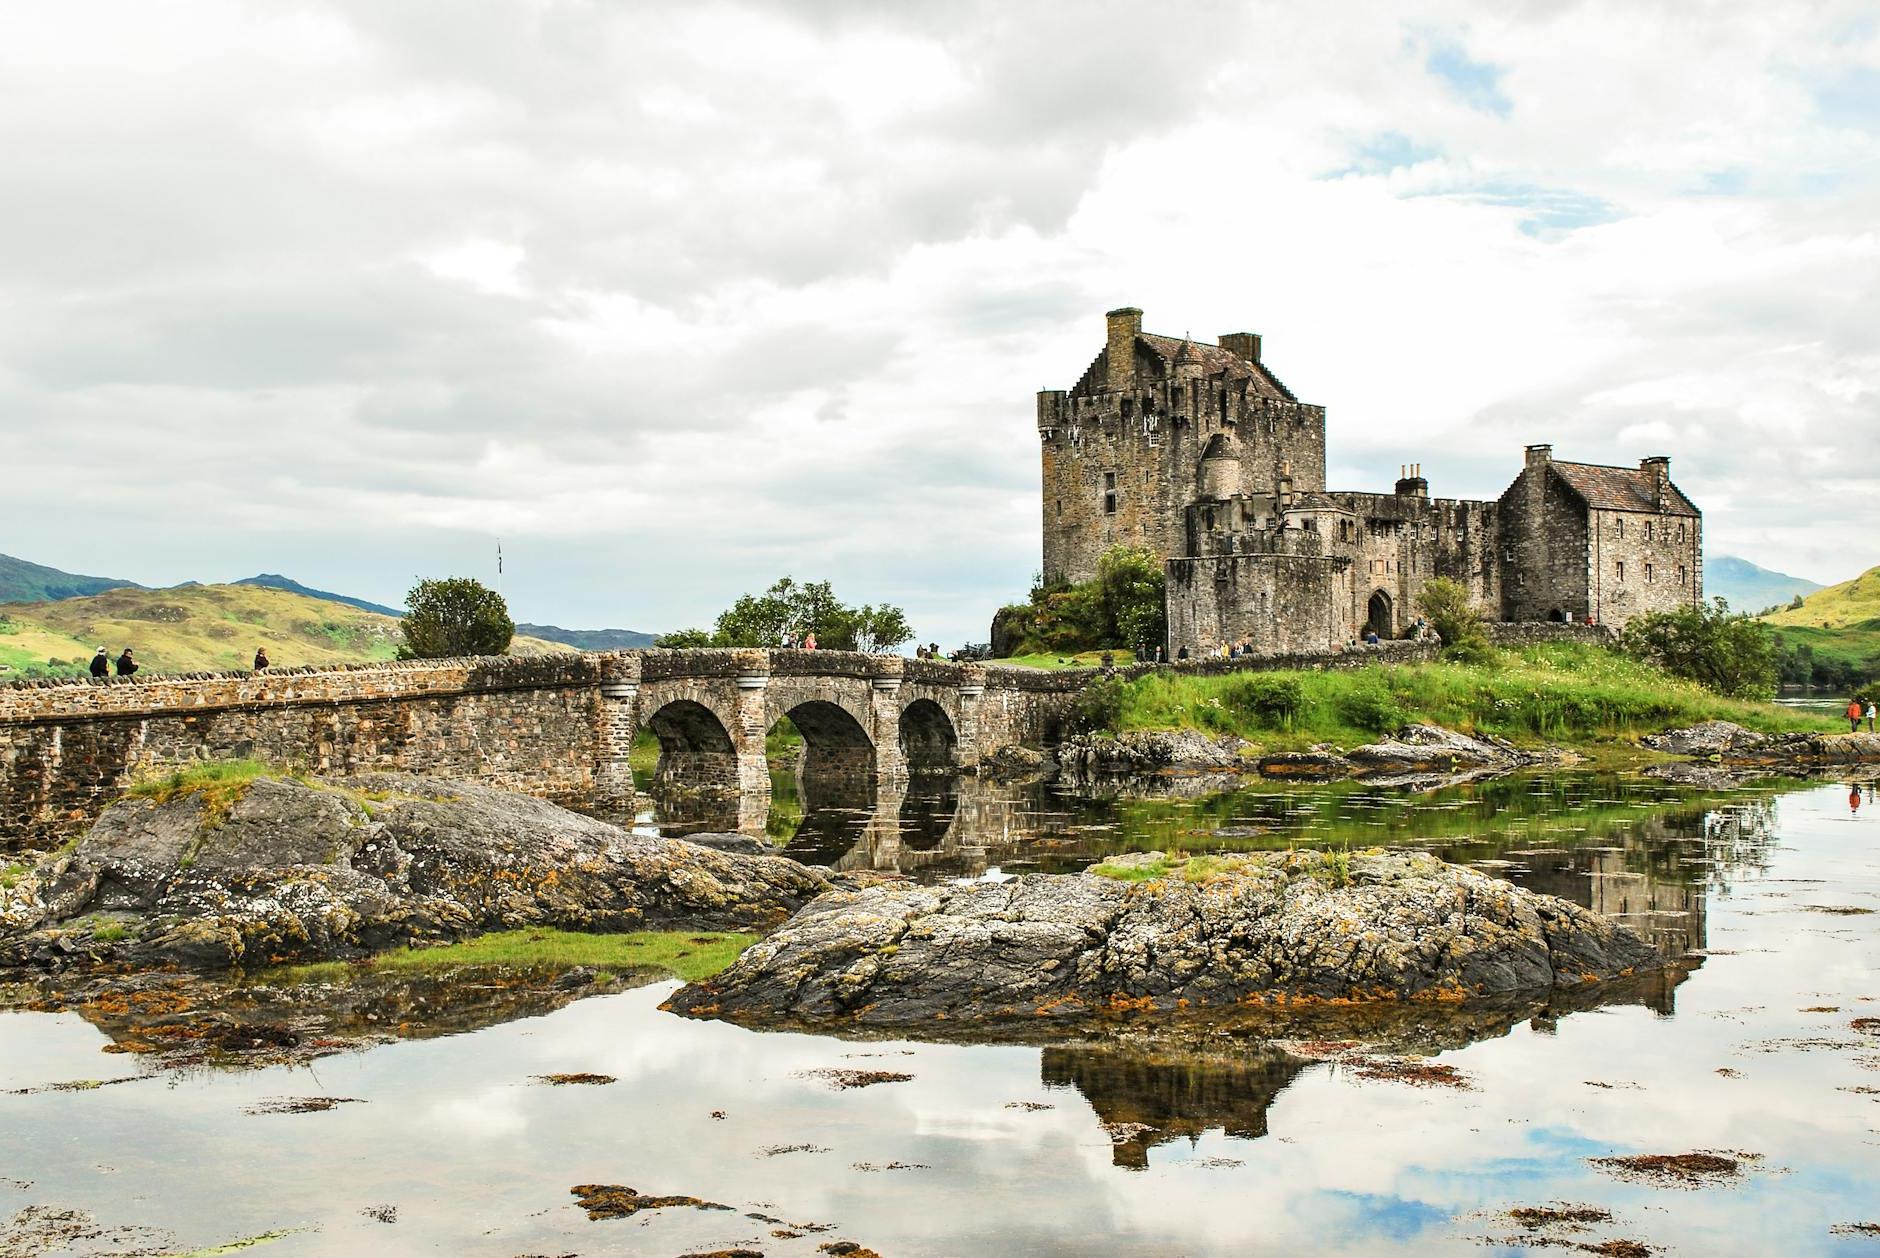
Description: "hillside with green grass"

(1073, 641), (1836, 751)
(0, 583), (566, 679)
(1761, 564), (1880, 687)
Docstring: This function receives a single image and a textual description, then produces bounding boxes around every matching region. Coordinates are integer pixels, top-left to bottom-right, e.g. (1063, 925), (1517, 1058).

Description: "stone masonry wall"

(1584, 507), (1702, 628)
(0, 654), (610, 849)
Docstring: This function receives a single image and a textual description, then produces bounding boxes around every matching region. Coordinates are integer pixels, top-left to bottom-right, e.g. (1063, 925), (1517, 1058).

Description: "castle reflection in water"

(642, 766), (1790, 964)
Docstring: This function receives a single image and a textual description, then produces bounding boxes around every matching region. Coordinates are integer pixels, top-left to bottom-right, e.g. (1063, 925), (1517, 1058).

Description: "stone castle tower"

(1037, 308), (1704, 655)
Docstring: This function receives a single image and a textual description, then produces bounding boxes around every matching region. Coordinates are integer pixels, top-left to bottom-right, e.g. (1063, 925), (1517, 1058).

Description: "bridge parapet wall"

(0, 652), (607, 850)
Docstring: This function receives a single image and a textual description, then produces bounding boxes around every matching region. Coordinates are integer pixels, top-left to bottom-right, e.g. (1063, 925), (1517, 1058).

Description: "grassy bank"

(270, 928), (758, 985)
(1104, 642), (1835, 749)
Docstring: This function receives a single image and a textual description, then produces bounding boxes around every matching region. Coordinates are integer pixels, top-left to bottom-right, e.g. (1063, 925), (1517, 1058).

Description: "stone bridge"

(0, 648), (1074, 848)
(0, 639), (1442, 849)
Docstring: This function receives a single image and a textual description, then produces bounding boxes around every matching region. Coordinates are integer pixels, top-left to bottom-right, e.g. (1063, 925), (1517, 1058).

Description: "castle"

(1037, 307), (1704, 655)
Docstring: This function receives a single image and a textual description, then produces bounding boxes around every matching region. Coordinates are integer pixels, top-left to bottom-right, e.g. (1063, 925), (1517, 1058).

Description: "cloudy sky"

(3, 1), (1876, 647)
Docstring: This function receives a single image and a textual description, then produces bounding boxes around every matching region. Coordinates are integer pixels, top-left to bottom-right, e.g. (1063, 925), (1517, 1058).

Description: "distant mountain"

(518, 623), (659, 650)
(1706, 555), (1823, 613)
(233, 574), (404, 617)
(0, 552), (139, 604)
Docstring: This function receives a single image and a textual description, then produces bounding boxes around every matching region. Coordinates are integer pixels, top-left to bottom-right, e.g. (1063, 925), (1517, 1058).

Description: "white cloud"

(0, 0), (1875, 647)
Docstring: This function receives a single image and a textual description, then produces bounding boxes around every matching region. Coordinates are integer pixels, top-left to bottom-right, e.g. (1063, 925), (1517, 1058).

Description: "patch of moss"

(265, 928), (758, 985)
(1089, 858), (1175, 882)
(127, 759), (275, 828)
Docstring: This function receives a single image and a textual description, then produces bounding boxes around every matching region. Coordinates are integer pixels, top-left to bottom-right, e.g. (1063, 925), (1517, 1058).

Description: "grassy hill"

(0, 552), (139, 604)
(1761, 564), (1880, 686)
(0, 584), (566, 679)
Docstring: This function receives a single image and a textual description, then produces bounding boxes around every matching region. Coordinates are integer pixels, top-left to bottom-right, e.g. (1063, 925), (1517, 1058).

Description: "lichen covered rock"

(666, 850), (1662, 1028)
(0, 774), (827, 970)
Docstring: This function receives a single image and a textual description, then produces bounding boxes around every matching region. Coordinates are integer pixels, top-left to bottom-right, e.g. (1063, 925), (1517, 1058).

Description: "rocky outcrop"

(1056, 730), (1247, 776)
(1347, 724), (1525, 773)
(0, 774), (828, 971)
(1644, 722), (1880, 767)
(1642, 721), (1770, 757)
(665, 850), (1662, 1029)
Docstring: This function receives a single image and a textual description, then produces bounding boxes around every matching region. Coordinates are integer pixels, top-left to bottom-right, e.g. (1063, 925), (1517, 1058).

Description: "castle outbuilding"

(1036, 307), (1703, 655)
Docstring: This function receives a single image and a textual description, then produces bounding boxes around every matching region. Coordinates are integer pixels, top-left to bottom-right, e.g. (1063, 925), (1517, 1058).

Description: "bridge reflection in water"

(637, 766), (1789, 965)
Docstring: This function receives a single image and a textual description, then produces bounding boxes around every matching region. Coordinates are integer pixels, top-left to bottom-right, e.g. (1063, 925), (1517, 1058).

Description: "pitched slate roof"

(1139, 333), (1296, 401)
(1550, 461), (1699, 516)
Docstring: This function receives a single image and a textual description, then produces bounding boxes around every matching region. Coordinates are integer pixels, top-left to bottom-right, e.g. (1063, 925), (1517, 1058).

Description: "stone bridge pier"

(593, 648), (1001, 832)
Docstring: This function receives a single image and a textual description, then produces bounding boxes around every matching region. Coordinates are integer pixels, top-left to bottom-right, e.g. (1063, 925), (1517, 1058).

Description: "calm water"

(2, 775), (1877, 1255)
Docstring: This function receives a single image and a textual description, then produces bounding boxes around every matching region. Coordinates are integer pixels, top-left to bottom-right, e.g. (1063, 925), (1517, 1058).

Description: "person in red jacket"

(1849, 697), (1865, 734)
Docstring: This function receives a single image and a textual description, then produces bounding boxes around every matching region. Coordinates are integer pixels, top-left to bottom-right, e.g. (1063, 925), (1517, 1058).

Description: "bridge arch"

(771, 697), (876, 788)
(643, 698), (740, 794)
(899, 697), (959, 774)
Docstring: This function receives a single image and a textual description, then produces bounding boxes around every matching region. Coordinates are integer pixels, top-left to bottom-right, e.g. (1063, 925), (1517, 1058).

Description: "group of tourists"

(87, 646), (275, 678)
(778, 631), (819, 650)
(1848, 696), (1876, 733)
(88, 647), (137, 678)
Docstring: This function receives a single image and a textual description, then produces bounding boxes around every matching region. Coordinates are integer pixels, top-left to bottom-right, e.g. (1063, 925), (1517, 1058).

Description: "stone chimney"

(1219, 332), (1262, 364)
(1525, 443), (1553, 471)
(1105, 307), (1142, 393)
(1641, 456), (1670, 509)
(1394, 462), (1428, 498)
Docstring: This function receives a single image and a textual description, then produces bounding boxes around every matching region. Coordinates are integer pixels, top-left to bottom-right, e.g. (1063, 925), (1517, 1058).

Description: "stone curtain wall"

(0, 654), (611, 848)
(1483, 622), (1617, 647)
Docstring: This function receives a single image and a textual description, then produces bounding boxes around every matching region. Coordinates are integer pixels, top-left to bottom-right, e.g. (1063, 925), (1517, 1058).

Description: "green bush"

(1065, 674), (1126, 735)
(1621, 598), (1776, 699)
(1333, 677), (1406, 734)
(1220, 675), (1304, 730)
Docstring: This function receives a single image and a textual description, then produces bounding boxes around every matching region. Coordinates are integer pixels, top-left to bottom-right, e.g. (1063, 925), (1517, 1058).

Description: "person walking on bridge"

(114, 648), (138, 677)
(1867, 698), (1876, 734)
(1848, 697), (1865, 734)
(89, 647), (109, 679)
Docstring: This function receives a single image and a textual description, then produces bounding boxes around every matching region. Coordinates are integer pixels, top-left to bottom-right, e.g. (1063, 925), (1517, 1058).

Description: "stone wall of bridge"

(0, 638), (1460, 849)
(0, 649), (1075, 850)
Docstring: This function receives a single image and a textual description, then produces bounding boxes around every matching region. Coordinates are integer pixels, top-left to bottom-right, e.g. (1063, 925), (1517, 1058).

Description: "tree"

(1095, 545), (1167, 651)
(995, 547), (1165, 656)
(670, 576), (913, 653)
(1620, 597), (1777, 699)
(846, 603), (914, 654)
(1416, 578), (1486, 654)
(398, 577), (514, 659)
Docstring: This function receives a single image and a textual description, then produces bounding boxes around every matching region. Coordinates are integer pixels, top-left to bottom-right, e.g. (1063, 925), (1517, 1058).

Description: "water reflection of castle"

(648, 773), (1785, 963)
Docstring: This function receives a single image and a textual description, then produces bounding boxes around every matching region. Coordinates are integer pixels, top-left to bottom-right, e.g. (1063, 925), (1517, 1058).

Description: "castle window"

(1645, 520), (1654, 541)
(1055, 498), (1062, 518)
(1645, 562), (1654, 583)
(1121, 398), (1134, 420)
(1678, 565), (1687, 585)
(1678, 522), (1686, 543)
(1615, 560), (1626, 581)
(1615, 518), (1625, 538)
(1103, 471), (1117, 515)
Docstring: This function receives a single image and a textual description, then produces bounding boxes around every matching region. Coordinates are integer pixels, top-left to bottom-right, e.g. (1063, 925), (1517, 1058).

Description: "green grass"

(126, 759), (275, 827)
(1089, 857), (1176, 881)
(1108, 642), (1835, 749)
(267, 928), (758, 985)
(997, 651), (1116, 671)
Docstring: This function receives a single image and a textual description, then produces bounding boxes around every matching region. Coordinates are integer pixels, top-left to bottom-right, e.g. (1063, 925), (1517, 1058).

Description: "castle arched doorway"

(1366, 590), (1394, 639)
